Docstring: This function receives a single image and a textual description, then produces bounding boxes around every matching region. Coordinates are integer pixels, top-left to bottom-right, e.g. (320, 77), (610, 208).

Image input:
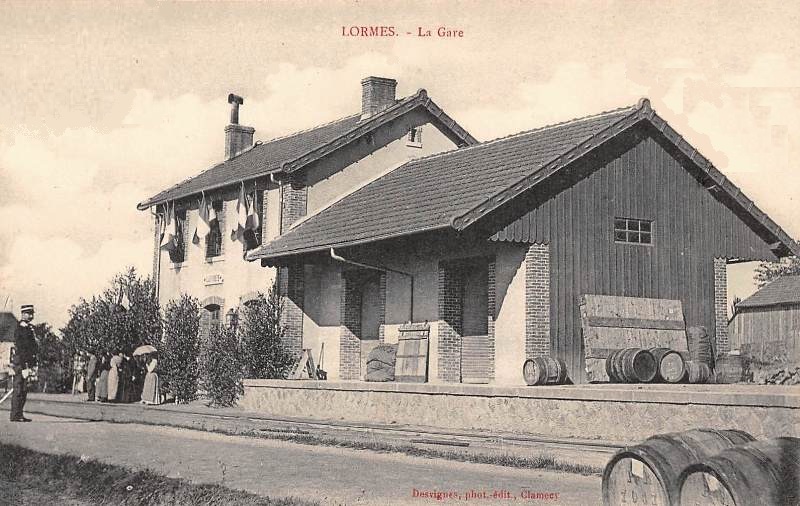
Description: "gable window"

(406, 127), (423, 148)
(206, 200), (224, 258)
(614, 218), (653, 245)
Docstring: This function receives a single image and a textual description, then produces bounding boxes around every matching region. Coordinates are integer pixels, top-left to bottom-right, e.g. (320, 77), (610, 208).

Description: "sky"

(1, 0), (798, 330)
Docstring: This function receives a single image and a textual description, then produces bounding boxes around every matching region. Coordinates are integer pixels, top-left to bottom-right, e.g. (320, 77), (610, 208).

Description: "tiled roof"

(137, 90), (477, 210)
(249, 98), (800, 262)
(249, 104), (638, 260)
(737, 276), (800, 308)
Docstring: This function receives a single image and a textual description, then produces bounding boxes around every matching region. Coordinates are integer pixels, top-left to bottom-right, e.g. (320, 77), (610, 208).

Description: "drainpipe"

(329, 247), (414, 322)
(149, 206), (161, 303)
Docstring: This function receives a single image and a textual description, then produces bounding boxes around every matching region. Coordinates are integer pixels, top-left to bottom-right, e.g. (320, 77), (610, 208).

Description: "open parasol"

(132, 344), (157, 356)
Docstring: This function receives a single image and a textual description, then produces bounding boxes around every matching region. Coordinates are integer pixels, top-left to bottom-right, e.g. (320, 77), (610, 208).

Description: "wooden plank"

(396, 324), (430, 383)
(586, 316), (686, 331)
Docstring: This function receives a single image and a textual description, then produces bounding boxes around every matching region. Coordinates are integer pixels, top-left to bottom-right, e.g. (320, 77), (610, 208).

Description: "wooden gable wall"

(491, 127), (779, 382)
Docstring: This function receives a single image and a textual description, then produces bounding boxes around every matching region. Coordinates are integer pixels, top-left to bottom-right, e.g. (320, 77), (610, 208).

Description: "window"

(406, 127), (423, 147)
(206, 200), (223, 258)
(614, 218), (653, 245)
(200, 303), (222, 341)
(169, 208), (188, 263)
(242, 190), (263, 251)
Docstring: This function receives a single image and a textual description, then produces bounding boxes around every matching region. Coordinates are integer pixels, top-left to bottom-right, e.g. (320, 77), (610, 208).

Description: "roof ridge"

(253, 111), (361, 146)
(395, 102), (639, 168)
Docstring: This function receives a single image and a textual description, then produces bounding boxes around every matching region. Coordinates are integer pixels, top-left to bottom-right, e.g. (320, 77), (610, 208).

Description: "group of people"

(84, 350), (160, 405)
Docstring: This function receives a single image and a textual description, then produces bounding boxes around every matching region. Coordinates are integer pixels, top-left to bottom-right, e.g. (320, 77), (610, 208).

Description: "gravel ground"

(1, 414), (602, 505)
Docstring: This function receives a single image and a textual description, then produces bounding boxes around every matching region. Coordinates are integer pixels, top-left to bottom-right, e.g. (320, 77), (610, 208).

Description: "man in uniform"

(10, 304), (38, 422)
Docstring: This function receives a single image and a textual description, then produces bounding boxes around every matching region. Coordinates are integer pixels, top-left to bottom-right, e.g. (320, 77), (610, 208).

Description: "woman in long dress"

(96, 354), (110, 402)
(141, 354), (160, 405)
(107, 352), (122, 402)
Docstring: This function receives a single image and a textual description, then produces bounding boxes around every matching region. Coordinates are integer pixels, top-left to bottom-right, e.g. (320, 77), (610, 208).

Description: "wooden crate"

(581, 295), (688, 382)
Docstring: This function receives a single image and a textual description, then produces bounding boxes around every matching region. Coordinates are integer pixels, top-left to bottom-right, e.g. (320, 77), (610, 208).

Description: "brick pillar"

(378, 272), (387, 342)
(487, 259), (496, 381)
(525, 243), (551, 358)
(714, 257), (729, 355)
(280, 175), (307, 234)
(260, 188), (269, 243)
(279, 263), (304, 356)
(340, 272), (362, 380)
(437, 262), (463, 383)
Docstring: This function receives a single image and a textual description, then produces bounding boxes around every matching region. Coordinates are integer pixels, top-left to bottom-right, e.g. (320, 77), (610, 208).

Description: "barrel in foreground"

(678, 437), (800, 506)
(602, 428), (756, 506)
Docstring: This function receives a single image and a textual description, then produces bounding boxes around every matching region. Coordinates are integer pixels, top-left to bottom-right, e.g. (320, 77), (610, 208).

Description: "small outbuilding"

(729, 275), (800, 362)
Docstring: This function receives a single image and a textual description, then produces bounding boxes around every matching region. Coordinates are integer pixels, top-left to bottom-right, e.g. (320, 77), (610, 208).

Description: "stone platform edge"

(243, 379), (800, 409)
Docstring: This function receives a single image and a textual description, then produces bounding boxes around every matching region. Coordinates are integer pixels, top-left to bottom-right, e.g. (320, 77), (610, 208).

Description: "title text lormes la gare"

(342, 25), (464, 38)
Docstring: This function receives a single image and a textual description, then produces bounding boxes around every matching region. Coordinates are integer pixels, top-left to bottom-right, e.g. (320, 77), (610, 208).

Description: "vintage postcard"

(1, 1), (798, 505)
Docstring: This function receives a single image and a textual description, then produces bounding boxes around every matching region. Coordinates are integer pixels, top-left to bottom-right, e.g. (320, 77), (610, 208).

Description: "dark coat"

(12, 321), (38, 369)
(86, 354), (98, 380)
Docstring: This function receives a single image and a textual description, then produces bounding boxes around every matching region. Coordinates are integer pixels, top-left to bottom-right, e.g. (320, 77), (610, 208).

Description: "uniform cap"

(20, 304), (34, 313)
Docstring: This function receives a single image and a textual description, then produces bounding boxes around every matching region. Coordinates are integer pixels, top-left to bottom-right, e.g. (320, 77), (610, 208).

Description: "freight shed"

(247, 99), (800, 384)
(729, 275), (800, 362)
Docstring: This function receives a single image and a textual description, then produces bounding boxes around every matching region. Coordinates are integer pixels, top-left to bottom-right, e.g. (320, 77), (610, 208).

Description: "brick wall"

(340, 271), (362, 380)
(525, 243), (551, 358)
(437, 262), (463, 383)
(714, 257), (729, 355)
(261, 189), (269, 242)
(280, 175), (308, 234)
(279, 264), (304, 356)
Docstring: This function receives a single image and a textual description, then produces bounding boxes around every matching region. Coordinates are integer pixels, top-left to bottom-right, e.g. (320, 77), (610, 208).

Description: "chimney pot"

(361, 76), (397, 119)
(225, 93), (254, 159)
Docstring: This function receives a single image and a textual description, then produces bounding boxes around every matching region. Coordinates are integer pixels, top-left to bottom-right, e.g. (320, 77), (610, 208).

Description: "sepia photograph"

(1, 1), (798, 504)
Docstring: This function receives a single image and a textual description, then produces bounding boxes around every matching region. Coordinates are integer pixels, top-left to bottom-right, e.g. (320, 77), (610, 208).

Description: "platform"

(242, 380), (800, 442)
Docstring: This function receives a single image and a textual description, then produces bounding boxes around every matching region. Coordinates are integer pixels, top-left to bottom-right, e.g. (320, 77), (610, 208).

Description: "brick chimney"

(360, 76), (397, 120)
(224, 93), (255, 160)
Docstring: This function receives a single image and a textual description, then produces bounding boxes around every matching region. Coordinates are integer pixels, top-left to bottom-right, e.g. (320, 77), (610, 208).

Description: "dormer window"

(407, 127), (423, 148)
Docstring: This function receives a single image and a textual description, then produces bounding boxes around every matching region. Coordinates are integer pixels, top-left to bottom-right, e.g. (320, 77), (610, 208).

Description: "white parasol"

(132, 344), (157, 356)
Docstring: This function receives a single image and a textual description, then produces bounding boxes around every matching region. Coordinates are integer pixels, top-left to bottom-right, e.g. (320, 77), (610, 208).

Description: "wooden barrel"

(687, 325), (715, 369)
(611, 348), (657, 383)
(606, 348), (627, 383)
(602, 428), (755, 506)
(685, 360), (711, 384)
(712, 355), (746, 384)
(678, 437), (800, 506)
(649, 347), (687, 383)
(606, 350), (623, 383)
(523, 357), (568, 386)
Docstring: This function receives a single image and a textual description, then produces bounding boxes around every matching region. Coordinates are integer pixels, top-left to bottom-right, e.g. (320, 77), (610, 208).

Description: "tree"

(200, 324), (243, 407)
(32, 323), (73, 393)
(161, 294), (201, 403)
(238, 286), (294, 379)
(61, 267), (161, 355)
(755, 256), (800, 288)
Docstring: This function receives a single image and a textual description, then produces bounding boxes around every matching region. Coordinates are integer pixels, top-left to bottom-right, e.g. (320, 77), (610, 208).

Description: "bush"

(239, 286), (294, 379)
(61, 267), (161, 355)
(161, 295), (201, 403)
(200, 324), (244, 408)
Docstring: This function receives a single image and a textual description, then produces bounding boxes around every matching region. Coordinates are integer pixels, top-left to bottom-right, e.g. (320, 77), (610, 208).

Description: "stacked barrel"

(603, 326), (748, 384)
(602, 429), (800, 506)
